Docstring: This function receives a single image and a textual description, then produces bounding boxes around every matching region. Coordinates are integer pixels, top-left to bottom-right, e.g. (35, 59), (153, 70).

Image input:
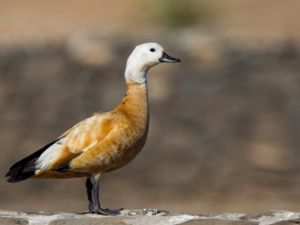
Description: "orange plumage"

(6, 42), (180, 215)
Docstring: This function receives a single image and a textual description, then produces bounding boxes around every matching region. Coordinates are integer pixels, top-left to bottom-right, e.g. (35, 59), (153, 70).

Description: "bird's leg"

(86, 174), (123, 215)
(85, 177), (94, 212)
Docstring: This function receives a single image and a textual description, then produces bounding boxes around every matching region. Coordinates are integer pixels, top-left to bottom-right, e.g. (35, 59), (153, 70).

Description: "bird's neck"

(124, 59), (148, 84)
(115, 80), (149, 123)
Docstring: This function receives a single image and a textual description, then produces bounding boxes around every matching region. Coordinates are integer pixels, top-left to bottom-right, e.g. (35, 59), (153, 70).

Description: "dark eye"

(150, 48), (156, 52)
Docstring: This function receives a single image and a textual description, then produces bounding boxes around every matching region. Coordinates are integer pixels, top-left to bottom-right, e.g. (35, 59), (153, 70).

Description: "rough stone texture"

(0, 216), (28, 225)
(1, 210), (300, 225)
(272, 221), (300, 225)
(182, 220), (257, 225)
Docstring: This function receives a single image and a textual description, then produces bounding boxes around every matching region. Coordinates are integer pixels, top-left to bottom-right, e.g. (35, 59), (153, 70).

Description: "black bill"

(159, 52), (181, 63)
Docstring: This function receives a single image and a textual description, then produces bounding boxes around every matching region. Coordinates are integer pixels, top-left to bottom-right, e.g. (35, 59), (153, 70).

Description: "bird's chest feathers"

(117, 82), (149, 139)
(103, 83), (149, 171)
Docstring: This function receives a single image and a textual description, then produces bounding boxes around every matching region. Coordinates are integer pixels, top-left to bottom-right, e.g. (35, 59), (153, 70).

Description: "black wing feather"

(5, 139), (59, 183)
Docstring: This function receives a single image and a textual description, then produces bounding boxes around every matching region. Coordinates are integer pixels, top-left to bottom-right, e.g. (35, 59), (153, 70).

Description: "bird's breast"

(100, 82), (149, 171)
(99, 114), (149, 173)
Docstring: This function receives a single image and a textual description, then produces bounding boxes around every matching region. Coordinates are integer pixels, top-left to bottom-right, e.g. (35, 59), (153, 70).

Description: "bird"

(5, 42), (181, 215)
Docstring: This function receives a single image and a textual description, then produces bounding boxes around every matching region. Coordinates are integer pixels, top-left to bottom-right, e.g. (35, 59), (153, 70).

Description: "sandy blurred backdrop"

(1, 0), (300, 214)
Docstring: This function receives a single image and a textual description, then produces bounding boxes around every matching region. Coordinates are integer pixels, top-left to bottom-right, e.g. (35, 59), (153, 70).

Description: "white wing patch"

(35, 139), (64, 170)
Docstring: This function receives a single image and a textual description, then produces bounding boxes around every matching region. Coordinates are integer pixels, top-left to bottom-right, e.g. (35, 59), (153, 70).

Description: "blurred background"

(1, 0), (300, 214)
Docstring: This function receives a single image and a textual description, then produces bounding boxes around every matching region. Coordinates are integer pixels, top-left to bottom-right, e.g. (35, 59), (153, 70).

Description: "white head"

(125, 42), (180, 83)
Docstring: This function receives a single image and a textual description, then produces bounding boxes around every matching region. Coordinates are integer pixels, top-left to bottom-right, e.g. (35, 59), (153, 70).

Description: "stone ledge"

(1, 210), (300, 225)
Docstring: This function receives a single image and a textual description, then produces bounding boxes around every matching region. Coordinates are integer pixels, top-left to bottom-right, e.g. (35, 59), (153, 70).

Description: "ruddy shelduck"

(6, 42), (181, 215)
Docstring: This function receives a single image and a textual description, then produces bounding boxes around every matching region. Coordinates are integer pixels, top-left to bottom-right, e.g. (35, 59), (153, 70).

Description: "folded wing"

(6, 113), (114, 182)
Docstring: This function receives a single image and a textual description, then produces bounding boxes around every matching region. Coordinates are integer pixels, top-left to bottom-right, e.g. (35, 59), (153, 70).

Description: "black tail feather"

(5, 139), (59, 183)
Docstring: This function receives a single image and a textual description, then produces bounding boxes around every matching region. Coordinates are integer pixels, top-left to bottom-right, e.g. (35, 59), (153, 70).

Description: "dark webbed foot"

(91, 207), (123, 215)
(86, 175), (123, 216)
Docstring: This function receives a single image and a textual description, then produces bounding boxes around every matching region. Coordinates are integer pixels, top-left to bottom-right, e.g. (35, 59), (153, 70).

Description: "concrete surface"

(1, 210), (300, 225)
